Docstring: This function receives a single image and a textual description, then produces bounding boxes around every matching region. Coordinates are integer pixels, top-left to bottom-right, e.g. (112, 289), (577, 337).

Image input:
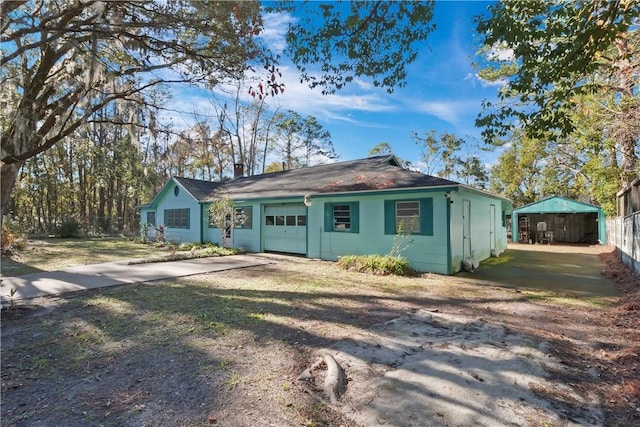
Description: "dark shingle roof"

(204, 155), (458, 201)
(174, 177), (222, 200)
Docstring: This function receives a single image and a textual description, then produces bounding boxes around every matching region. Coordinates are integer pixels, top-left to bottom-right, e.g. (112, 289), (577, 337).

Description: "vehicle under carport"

(511, 196), (606, 245)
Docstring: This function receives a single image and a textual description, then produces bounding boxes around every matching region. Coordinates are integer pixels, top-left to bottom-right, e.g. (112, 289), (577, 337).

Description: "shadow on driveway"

(457, 244), (621, 297)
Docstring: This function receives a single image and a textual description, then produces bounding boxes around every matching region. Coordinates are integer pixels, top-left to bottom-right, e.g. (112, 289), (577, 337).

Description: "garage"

(511, 196), (606, 245)
(263, 204), (307, 254)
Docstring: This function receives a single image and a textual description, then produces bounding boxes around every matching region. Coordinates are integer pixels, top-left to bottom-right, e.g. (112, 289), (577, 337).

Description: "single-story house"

(511, 196), (606, 245)
(138, 155), (512, 275)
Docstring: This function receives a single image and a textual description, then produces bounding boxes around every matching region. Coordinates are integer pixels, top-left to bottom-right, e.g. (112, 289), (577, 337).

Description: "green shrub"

(200, 245), (241, 256)
(178, 242), (202, 251)
(56, 219), (82, 238)
(337, 254), (414, 276)
(128, 242), (242, 265)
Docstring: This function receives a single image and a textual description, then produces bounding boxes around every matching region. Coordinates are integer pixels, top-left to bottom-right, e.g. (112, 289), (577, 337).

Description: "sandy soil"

(1, 245), (638, 426)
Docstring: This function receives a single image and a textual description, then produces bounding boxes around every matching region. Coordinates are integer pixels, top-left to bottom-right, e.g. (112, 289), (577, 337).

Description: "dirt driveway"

(2, 248), (638, 426)
(458, 243), (621, 297)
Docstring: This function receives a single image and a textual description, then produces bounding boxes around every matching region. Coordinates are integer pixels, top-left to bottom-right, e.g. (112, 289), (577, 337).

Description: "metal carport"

(511, 196), (606, 245)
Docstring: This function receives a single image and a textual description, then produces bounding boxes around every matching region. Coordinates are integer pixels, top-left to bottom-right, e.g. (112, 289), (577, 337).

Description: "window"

(396, 201), (420, 233)
(324, 202), (359, 233)
(146, 211), (156, 226)
(234, 207), (252, 229)
(174, 186), (179, 197)
(384, 198), (433, 236)
(165, 208), (190, 228)
(209, 207), (252, 229)
(333, 205), (351, 230)
(266, 213), (306, 226)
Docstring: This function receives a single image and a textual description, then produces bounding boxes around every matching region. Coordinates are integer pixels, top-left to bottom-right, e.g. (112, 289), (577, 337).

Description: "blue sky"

(167, 1), (505, 172)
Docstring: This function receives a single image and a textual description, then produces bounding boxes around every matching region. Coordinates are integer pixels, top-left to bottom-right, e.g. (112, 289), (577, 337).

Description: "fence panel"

(607, 213), (640, 276)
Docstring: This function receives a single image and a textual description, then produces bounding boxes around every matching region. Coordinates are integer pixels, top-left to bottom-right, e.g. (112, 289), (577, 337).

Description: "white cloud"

(155, 65), (401, 147)
(353, 79), (373, 91)
(411, 160), (430, 174)
(478, 73), (508, 88)
(272, 67), (396, 116)
(204, 65), (396, 122)
(465, 72), (508, 88)
(413, 99), (479, 127)
(487, 46), (515, 62)
(257, 11), (292, 53)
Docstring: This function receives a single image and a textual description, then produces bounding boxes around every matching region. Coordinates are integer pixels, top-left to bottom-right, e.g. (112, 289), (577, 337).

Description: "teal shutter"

(324, 203), (333, 231)
(350, 202), (359, 233)
(420, 198), (433, 236)
(185, 208), (191, 229)
(384, 200), (396, 234)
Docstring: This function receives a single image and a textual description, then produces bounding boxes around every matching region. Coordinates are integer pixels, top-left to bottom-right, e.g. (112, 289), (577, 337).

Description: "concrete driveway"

(0, 254), (272, 304)
(457, 244), (620, 297)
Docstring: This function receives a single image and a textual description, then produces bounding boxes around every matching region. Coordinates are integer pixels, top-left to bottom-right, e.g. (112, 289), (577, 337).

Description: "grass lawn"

(1, 237), (166, 276)
(1, 240), (637, 426)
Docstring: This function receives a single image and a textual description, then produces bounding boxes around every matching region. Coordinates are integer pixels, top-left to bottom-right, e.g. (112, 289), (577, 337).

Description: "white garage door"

(263, 204), (307, 254)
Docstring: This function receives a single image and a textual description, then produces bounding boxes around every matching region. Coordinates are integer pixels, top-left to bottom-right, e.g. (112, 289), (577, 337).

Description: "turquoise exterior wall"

(140, 179), (202, 243)
(141, 178), (510, 275)
(139, 206), (154, 239)
(449, 189), (509, 273)
(201, 203), (221, 246)
(201, 201), (263, 251)
(598, 211), (607, 244)
(307, 191), (452, 275)
(158, 186), (201, 243)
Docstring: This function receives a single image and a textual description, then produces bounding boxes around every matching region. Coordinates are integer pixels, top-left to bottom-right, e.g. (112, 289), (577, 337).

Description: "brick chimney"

(233, 163), (244, 179)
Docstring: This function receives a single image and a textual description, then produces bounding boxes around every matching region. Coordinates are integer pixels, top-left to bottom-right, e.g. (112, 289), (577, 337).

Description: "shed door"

(463, 199), (471, 259)
(489, 204), (496, 251)
(263, 205), (307, 254)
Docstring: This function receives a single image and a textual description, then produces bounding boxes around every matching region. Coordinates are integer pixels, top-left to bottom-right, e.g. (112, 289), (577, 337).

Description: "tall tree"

(9, 101), (149, 234)
(273, 111), (304, 170)
(1, 0), (267, 214)
(276, 1), (436, 94)
(368, 142), (394, 157)
(212, 83), (280, 176)
(2, 0), (438, 215)
(271, 111), (336, 169)
(475, 0), (640, 186)
(412, 131), (464, 179)
(489, 136), (548, 207)
(457, 156), (489, 190)
(300, 115), (337, 166)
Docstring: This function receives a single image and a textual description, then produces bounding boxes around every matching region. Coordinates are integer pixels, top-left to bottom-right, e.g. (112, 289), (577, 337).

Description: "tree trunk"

(619, 132), (638, 183)
(613, 34), (639, 184)
(0, 162), (22, 217)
